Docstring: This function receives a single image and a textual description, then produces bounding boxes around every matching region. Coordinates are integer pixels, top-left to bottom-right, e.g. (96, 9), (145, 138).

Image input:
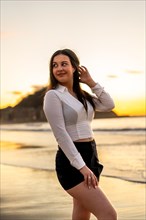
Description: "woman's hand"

(79, 165), (98, 189)
(78, 66), (96, 88)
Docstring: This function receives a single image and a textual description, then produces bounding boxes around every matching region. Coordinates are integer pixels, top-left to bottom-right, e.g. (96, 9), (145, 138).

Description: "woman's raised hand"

(78, 66), (96, 88)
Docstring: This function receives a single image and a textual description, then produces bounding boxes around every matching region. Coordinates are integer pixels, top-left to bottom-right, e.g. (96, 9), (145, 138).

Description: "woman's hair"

(48, 48), (95, 111)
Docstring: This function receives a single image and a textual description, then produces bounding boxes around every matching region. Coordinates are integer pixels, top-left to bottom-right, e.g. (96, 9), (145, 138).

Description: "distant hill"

(94, 111), (117, 118)
(15, 87), (46, 108)
(0, 87), (118, 123)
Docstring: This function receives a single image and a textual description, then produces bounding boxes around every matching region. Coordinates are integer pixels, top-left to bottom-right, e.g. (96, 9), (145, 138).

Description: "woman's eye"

(52, 63), (57, 68)
(62, 62), (67, 66)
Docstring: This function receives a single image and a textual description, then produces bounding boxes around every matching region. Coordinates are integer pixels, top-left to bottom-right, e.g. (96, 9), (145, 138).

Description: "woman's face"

(52, 54), (75, 85)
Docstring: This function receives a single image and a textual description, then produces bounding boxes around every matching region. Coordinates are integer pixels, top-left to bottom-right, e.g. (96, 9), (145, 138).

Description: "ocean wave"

(1, 127), (145, 133)
(102, 174), (146, 184)
(1, 117), (145, 133)
(1, 162), (54, 172)
(94, 128), (145, 132)
(1, 162), (146, 184)
(1, 127), (52, 132)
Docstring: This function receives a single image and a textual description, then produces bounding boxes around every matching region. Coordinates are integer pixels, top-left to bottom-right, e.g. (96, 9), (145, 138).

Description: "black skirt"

(55, 139), (103, 190)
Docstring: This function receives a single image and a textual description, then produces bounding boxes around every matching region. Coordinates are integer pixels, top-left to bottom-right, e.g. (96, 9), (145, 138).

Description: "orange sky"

(114, 98), (145, 116)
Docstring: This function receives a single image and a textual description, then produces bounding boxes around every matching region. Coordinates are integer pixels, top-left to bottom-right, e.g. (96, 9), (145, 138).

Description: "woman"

(43, 49), (117, 220)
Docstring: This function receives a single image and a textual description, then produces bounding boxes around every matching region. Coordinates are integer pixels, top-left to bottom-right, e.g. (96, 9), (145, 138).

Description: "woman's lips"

(57, 72), (66, 77)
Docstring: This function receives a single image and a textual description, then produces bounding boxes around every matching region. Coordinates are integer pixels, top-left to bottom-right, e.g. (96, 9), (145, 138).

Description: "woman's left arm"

(90, 83), (115, 112)
(78, 66), (115, 112)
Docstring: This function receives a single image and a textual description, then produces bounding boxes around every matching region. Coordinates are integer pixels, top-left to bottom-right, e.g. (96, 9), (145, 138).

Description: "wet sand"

(1, 164), (145, 220)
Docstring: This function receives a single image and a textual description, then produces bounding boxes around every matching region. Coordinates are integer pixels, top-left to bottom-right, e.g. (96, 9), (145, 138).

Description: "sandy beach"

(1, 117), (146, 220)
(1, 164), (145, 220)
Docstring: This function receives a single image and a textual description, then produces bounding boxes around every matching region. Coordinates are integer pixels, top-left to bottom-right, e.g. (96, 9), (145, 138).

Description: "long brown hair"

(48, 49), (95, 111)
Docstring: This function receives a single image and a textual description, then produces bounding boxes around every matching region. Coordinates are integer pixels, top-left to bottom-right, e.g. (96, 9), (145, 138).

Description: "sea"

(1, 116), (146, 184)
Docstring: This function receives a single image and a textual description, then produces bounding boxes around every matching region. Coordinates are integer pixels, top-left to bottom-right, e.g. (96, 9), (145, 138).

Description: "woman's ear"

(73, 65), (80, 73)
(73, 67), (76, 73)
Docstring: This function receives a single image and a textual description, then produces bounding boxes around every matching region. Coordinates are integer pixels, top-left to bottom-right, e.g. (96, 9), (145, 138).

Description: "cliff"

(0, 87), (118, 123)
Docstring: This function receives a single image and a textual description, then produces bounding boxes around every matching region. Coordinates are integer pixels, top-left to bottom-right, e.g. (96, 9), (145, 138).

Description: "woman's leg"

(67, 182), (117, 220)
(72, 198), (91, 220)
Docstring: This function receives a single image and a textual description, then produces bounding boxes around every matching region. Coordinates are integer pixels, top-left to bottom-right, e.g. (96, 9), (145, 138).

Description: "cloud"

(107, 74), (118, 78)
(10, 91), (22, 95)
(1, 31), (16, 39)
(125, 69), (143, 74)
(31, 85), (44, 90)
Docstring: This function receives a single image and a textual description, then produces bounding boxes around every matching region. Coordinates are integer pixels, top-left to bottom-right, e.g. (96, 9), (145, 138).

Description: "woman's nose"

(57, 65), (63, 71)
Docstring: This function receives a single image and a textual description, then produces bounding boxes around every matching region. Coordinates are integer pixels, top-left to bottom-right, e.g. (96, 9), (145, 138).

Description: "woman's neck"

(59, 81), (73, 93)
(59, 82), (77, 98)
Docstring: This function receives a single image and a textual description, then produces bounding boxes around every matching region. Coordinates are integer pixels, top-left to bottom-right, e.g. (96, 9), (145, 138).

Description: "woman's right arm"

(43, 91), (85, 170)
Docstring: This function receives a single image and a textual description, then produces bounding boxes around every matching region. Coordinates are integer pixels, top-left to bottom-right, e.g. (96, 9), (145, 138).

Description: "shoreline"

(1, 162), (146, 185)
(1, 164), (145, 220)
(1, 115), (145, 125)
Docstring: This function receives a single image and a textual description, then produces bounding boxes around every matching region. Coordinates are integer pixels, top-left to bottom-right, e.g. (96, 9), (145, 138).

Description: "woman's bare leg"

(72, 198), (91, 220)
(67, 182), (117, 220)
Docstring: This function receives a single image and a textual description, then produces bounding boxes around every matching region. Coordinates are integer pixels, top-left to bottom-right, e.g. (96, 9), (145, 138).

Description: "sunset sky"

(1, 0), (145, 116)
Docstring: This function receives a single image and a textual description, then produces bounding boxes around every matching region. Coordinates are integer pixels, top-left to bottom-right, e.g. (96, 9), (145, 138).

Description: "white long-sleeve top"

(43, 83), (115, 170)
